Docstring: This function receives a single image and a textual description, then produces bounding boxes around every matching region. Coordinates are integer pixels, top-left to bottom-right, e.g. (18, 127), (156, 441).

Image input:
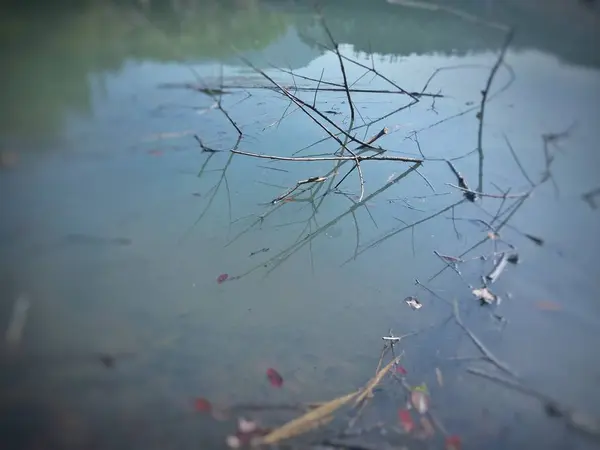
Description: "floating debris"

(411, 390), (430, 414)
(217, 273), (229, 284)
(472, 287), (498, 305)
(405, 296), (423, 310)
(249, 247), (269, 257)
(5, 294), (30, 347)
(266, 368), (283, 388)
(535, 300), (561, 311)
(396, 365), (408, 375)
(445, 435), (462, 450)
(525, 233), (544, 246)
(486, 252), (510, 283)
(194, 398), (212, 413)
(98, 354), (116, 369)
(398, 409), (415, 432)
(507, 253), (520, 264)
(435, 367), (444, 387)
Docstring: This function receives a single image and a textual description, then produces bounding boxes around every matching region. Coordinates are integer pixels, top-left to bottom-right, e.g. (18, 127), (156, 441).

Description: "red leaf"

(395, 365), (408, 375)
(147, 149), (163, 156)
(445, 435), (462, 450)
(535, 300), (561, 311)
(193, 397), (212, 413)
(266, 368), (283, 387)
(398, 408), (415, 432)
(217, 273), (229, 284)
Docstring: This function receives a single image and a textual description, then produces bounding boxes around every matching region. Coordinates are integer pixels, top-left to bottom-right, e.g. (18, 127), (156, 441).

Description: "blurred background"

(1, 1), (599, 449)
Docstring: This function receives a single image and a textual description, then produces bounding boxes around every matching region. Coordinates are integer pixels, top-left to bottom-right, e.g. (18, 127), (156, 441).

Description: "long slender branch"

(476, 29), (514, 192)
(231, 149), (422, 163)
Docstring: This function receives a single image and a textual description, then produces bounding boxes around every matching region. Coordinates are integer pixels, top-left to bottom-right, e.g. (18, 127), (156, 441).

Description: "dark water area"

(1, 0), (600, 449)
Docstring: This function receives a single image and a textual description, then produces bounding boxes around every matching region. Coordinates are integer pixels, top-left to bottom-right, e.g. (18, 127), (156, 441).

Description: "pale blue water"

(1, 1), (600, 449)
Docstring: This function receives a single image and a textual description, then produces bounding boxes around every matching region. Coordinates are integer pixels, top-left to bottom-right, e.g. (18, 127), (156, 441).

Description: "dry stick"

(355, 127), (389, 150)
(446, 183), (530, 199)
(320, 16), (355, 126)
(476, 29), (514, 192)
(271, 176), (329, 204)
(349, 199), (466, 262)
(231, 150), (421, 164)
(467, 368), (600, 438)
(345, 147), (365, 202)
(238, 164), (421, 280)
(502, 133), (535, 187)
(313, 68), (325, 108)
(239, 57), (372, 152)
(452, 299), (516, 377)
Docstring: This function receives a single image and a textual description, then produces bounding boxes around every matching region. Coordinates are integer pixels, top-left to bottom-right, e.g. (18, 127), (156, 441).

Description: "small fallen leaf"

(435, 367), (444, 387)
(535, 300), (561, 311)
(398, 409), (415, 432)
(472, 287), (497, 305)
(405, 296), (422, 310)
(445, 435), (462, 450)
(147, 149), (163, 156)
(396, 365), (408, 375)
(238, 417), (258, 433)
(226, 435), (241, 448)
(193, 398), (212, 413)
(266, 368), (283, 387)
(487, 231), (499, 240)
(411, 390), (430, 414)
(217, 273), (229, 284)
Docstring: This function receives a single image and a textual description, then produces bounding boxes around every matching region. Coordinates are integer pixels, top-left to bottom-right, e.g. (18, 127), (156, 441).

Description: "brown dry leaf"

(472, 287), (497, 304)
(435, 367), (444, 387)
(535, 300), (561, 311)
(259, 393), (354, 445)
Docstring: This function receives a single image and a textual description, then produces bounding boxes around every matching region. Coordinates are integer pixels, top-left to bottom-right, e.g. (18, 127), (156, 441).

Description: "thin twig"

(232, 149), (421, 164)
(447, 183), (529, 199)
(476, 29), (514, 192)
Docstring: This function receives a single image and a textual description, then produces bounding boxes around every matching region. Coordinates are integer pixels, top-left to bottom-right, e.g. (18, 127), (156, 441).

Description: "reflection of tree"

(0, 0), (289, 139)
(284, 0), (600, 68)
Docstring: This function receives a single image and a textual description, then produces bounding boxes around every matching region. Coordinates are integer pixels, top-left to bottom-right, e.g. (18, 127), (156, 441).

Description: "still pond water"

(1, 1), (600, 449)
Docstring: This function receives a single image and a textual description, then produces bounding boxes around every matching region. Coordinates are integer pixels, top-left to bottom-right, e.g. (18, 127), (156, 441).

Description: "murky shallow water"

(1, 1), (600, 449)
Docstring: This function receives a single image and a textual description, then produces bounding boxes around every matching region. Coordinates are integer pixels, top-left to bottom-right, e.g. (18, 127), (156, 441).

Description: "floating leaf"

(487, 231), (499, 240)
(535, 300), (561, 311)
(472, 287), (497, 305)
(226, 435), (241, 448)
(413, 383), (429, 394)
(147, 149), (163, 156)
(398, 409), (415, 432)
(238, 417), (258, 433)
(525, 234), (544, 246)
(217, 273), (229, 284)
(445, 435), (462, 450)
(435, 367), (444, 387)
(266, 368), (283, 387)
(411, 390), (430, 414)
(193, 397), (212, 413)
(396, 365), (408, 375)
(405, 296), (423, 310)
